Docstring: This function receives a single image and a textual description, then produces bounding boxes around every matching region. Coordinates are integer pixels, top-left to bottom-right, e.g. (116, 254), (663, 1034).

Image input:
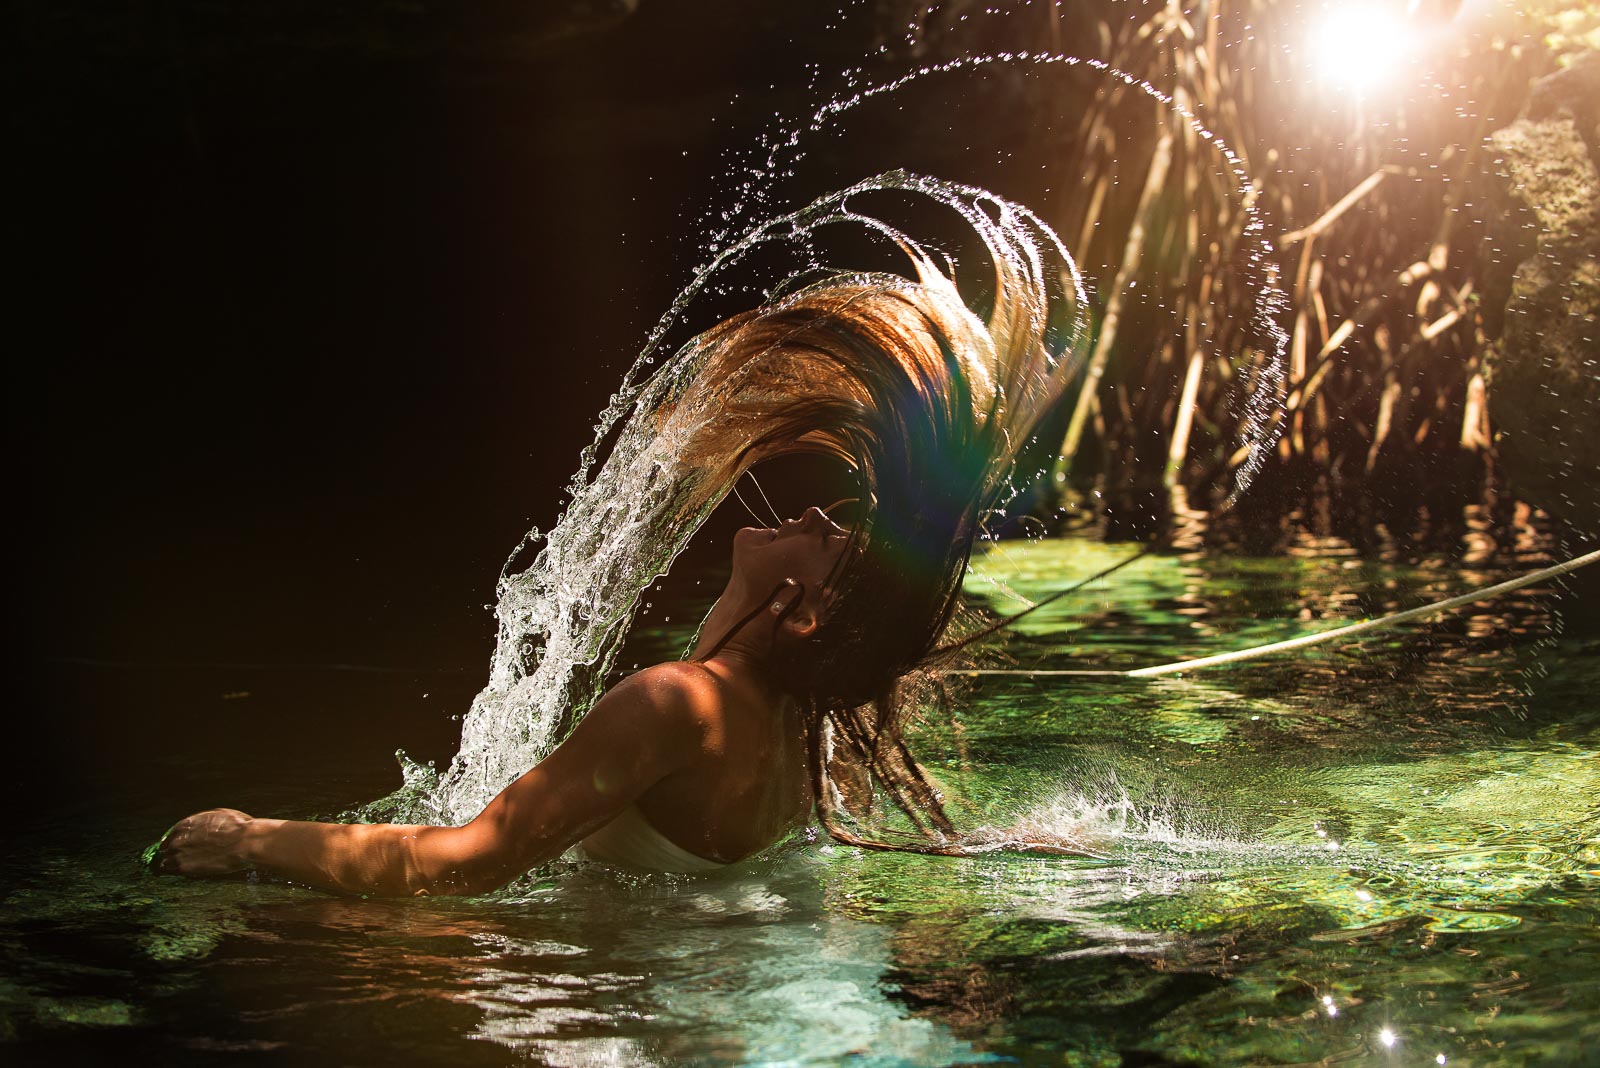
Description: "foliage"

(1524, 0), (1600, 60)
(876, 0), (1583, 516)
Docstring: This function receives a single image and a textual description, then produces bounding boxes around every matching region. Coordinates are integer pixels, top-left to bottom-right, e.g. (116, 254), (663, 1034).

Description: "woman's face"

(731, 506), (853, 601)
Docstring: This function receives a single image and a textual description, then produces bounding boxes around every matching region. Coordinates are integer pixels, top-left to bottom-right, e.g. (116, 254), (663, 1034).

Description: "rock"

(1527, 49), (1600, 169)
(1483, 52), (1600, 540)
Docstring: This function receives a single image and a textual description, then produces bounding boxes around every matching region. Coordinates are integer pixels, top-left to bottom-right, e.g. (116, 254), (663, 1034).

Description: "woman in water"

(157, 196), (1089, 894)
(158, 504), (854, 894)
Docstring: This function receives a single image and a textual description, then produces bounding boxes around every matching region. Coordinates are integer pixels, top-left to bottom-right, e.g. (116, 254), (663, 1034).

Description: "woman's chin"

(733, 525), (777, 549)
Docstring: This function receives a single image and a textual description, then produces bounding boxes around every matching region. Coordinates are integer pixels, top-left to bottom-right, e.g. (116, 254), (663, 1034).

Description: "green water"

(6, 537), (1598, 1065)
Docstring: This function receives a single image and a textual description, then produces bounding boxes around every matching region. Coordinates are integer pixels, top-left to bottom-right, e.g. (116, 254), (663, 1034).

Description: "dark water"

(6, 534), (1598, 1066)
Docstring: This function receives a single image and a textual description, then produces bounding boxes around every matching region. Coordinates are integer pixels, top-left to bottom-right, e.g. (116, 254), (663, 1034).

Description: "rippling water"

(6, 533), (1597, 1065)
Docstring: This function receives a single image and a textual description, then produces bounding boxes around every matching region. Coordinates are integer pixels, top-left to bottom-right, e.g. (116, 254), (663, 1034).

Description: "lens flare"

(1307, 4), (1415, 93)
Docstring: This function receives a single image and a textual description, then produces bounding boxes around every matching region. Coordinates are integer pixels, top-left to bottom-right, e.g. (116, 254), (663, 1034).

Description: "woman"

(157, 189), (1092, 893)
(157, 505), (853, 893)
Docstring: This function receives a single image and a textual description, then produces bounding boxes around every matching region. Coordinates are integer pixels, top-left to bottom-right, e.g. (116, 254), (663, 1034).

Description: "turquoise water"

(6, 534), (1598, 1065)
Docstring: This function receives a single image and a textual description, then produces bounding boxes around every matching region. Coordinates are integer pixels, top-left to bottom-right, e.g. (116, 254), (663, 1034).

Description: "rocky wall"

(1483, 51), (1600, 540)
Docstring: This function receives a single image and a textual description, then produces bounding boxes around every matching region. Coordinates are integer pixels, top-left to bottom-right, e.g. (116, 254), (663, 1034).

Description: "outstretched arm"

(156, 664), (712, 896)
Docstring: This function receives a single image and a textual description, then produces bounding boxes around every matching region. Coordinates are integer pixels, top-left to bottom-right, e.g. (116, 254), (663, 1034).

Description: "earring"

(771, 578), (802, 617)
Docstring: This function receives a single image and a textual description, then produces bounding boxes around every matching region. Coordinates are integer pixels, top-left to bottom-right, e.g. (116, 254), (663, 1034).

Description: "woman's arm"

(156, 663), (715, 896)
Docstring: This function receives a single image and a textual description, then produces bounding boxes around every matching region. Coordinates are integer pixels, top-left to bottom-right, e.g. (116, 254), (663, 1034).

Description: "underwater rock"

(1483, 51), (1600, 539)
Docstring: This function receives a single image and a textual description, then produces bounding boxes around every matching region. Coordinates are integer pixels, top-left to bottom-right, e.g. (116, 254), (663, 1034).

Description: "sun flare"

(1307, 3), (1416, 93)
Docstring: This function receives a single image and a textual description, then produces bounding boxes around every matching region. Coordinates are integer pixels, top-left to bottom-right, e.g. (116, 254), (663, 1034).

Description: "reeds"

(881, 0), (1558, 514)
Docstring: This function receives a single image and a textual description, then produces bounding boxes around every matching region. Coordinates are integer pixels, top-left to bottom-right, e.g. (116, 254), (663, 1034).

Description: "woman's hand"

(155, 808), (256, 877)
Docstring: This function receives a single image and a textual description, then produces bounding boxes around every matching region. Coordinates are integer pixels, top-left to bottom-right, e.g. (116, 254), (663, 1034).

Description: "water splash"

(955, 770), (1289, 867)
(378, 55), (1289, 827)
(408, 172), (1092, 824)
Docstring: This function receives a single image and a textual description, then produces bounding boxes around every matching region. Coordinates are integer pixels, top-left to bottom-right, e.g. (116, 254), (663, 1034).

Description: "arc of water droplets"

(695, 51), (1288, 503)
(579, 53), (1288, 549)
(715, 54), (1255, 259)
(563, 165), (1091, 540)
(396, 172), (1094, 825)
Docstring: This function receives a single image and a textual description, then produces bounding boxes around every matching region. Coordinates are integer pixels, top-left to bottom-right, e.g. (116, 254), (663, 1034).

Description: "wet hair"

(686, 239), (1084, 852)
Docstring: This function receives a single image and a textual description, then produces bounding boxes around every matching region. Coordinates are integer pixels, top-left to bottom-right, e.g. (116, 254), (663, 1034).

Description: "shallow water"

(7, 535), (1599, 1066)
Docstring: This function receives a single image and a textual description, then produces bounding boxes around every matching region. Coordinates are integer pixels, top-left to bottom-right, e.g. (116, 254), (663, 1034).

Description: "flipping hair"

(683, 234), (1086, 852)
(439, 184), (1090, 840)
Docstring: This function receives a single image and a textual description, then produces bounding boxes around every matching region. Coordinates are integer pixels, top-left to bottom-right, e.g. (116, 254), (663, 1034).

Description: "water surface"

(6, 535), (1598, 1065)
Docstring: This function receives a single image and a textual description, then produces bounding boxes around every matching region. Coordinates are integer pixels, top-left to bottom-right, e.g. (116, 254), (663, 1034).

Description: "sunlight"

(1307, 3), (1417, 94)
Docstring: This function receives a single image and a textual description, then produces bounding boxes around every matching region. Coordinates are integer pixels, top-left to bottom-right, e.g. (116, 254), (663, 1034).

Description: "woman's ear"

(780, 609), (820, 641)
(770, 579), (812, 639)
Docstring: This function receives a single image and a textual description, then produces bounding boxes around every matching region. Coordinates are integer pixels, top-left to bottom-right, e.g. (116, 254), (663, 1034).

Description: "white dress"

(576, 804), (730, 873)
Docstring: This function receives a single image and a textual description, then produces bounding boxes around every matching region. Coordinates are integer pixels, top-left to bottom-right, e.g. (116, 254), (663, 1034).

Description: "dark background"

(14, 3), (878, 798)
(16, 3), (862, 674)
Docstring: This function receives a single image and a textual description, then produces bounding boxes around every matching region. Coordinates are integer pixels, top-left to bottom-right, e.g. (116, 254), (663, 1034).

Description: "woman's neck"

(691, 574), (763, 659)
(690, 580), (790, 694)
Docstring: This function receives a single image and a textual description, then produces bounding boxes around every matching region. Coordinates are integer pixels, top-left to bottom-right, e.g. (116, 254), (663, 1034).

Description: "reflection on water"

(5, 530), (1598, 1065)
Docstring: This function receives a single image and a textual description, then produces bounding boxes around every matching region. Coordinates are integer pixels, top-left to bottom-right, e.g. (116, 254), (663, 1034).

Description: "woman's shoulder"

(562, 663), (723, 764)
(605, 662), (725, 725)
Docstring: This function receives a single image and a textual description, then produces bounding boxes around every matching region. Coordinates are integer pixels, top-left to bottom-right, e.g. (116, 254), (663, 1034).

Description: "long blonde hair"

(678, 226), (1087, 851)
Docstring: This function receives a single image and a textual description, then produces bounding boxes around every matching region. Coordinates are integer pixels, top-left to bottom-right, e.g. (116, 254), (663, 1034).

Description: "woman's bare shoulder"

(605, 662), (724, 719)
(556, 662), (721, 763)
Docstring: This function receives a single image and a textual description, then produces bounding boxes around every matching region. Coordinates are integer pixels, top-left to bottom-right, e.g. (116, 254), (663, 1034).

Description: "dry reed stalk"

(1057, 115), (1174, 478)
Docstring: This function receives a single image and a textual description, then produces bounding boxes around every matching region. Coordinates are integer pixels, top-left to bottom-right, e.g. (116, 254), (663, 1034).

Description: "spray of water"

(371, 56), (1289, 830)
(372, 171), (1091, 824)
(708, 52), (1289, 504)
